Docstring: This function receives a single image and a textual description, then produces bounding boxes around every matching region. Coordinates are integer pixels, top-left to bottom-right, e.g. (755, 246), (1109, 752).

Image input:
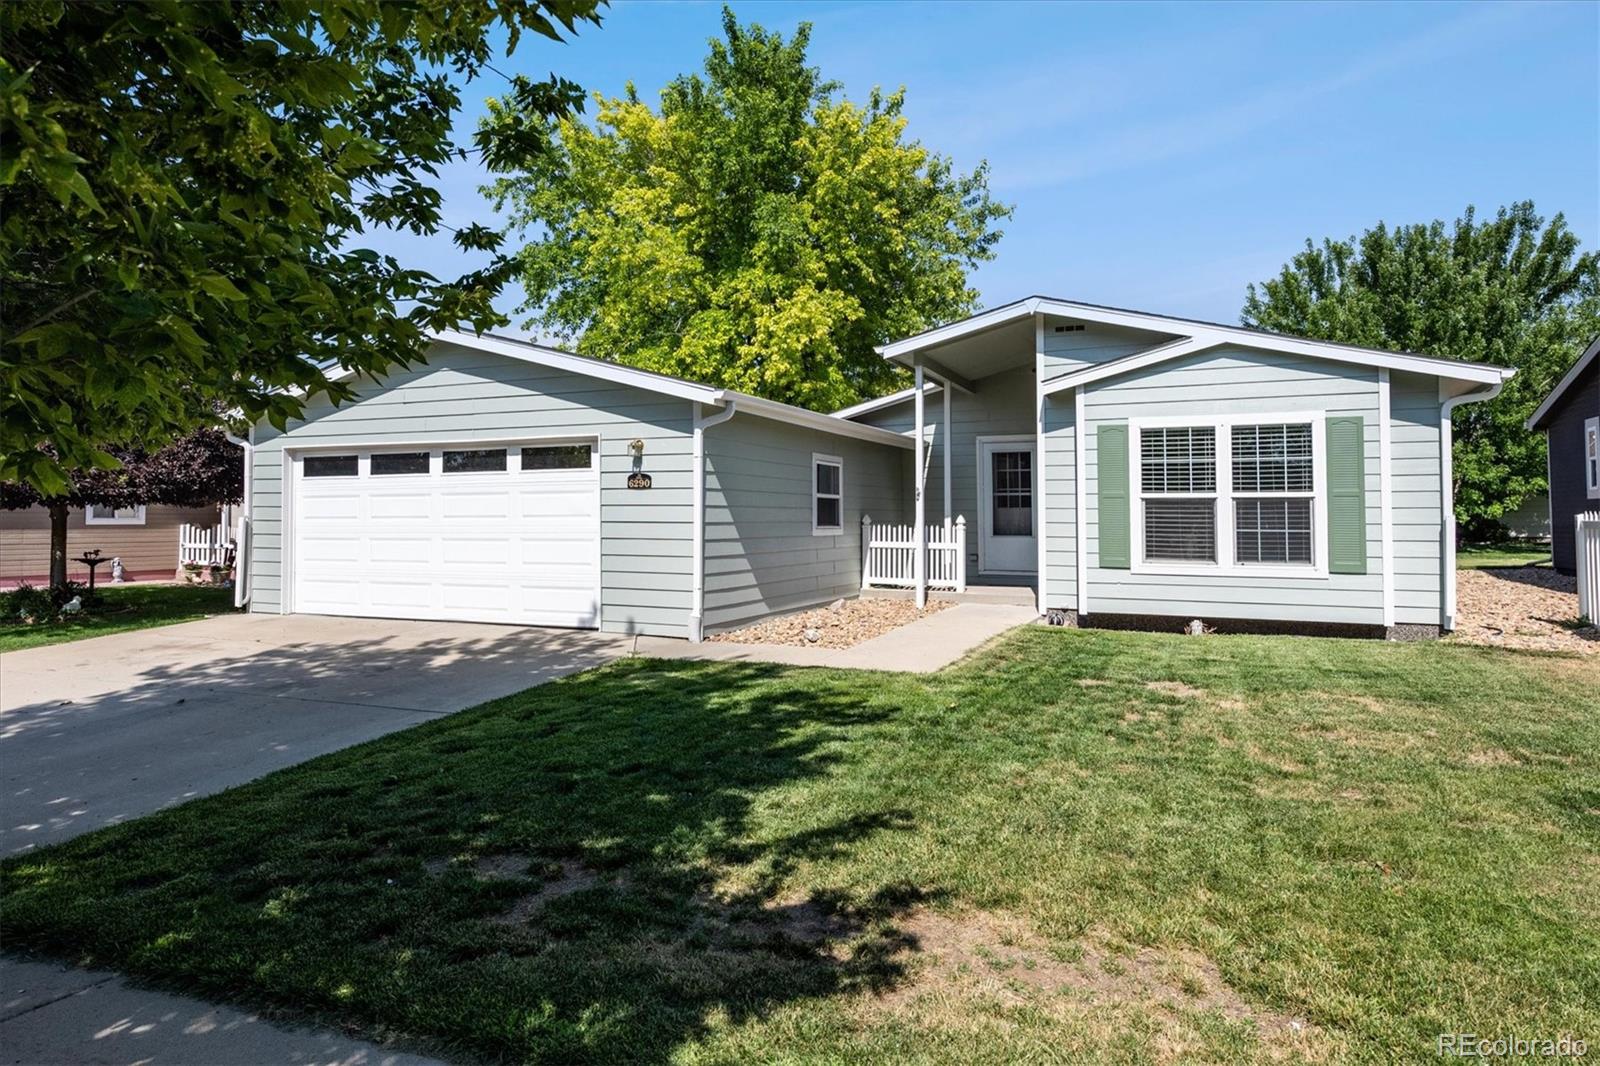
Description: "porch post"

(914, 361), (927, 609)
(942, 377), (952, 533)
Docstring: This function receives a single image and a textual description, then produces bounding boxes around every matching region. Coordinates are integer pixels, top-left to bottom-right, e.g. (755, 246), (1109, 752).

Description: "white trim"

(1585, 417), (1600, 500)
(1527, 336), (1600, 429)
(84, 504), (146, 526)
(913, 363), (927, 608)
(1075, 386), (1088, 617)
(316, 331), (912, 452)
(690, 401), (739, 642)
(1439, 381), (1506, 630)
(831, 382), (941, 420)
(811, 452), (844, 536)
(1041, 335), (1224, 395)
(942, 383), (953, 528)
(1034, 312), (1048, 616)
(1378, 370), (1394, 628)
(1127, 412), (1329, 580)
(974, 434), (1039, 577)
(877, 295), (1513, 386)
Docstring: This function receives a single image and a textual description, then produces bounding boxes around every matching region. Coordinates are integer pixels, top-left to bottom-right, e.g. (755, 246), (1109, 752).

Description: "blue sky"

(378, 0), (1600, 334)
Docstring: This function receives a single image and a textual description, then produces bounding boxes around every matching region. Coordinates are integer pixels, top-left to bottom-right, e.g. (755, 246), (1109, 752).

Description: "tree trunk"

(48, 500), (69, 588)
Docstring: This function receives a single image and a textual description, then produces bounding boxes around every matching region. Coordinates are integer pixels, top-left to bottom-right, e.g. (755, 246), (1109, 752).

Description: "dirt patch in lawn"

(861, 908), (1323, 1057)
(1451, 568), (1598, 655)
(707, 596), (953, 649)
(1146, 680), (1205, 699)
(491, 861), (606, 926)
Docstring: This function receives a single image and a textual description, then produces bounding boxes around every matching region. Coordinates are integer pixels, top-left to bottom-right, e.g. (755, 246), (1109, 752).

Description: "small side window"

(813, 454), (843, 534)
(84, 504), (146, 525)
(303, 455), (358, 478)
(443, 449), (506, 473)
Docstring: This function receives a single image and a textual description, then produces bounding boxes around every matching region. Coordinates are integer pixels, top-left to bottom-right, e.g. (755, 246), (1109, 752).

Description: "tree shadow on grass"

(2, 656), (936, 1063)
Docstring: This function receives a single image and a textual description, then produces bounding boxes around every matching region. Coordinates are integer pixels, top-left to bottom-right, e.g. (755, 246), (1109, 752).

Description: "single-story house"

(238, 297), (1512, 640)
(1, 503), (227, 587)
(1526, 335), (1599, 574)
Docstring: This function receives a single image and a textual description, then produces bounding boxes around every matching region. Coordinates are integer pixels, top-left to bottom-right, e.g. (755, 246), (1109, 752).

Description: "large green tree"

(1242, 202), (1600, 534)
(483, 8), (1009, 411)
(1, 0), (602, 496)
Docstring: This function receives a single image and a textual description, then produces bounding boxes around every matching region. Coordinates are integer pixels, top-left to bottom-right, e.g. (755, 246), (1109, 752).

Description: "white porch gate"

(861, 515), (966, 592)
(178, 523), (233, 567)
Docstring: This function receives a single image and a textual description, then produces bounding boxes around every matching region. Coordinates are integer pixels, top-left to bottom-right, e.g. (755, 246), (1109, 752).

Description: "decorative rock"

(803, 627), (821, 643)
(827, 598), (846, 612)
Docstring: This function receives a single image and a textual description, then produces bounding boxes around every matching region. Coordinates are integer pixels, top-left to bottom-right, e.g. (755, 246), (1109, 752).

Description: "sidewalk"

(634, 602), (1038, 672)
(0, 957), (444, 1066)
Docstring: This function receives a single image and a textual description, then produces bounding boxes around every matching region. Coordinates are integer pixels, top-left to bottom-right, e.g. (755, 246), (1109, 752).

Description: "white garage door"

(290, 442), (600, 627)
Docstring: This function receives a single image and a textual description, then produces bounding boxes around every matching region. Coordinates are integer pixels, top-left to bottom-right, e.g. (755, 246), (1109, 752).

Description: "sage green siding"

(702, 416), (907, 631)
(1041, 394), (1075, 604)
(248, 339), (695, 638)
(1390, 372), (1445, 625)
(1063, 347), (1387, 626)
(1042, 318), (1176, 378)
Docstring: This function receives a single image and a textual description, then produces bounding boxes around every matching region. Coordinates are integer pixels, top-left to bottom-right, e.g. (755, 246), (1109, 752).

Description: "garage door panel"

(292, 444), (600, 628)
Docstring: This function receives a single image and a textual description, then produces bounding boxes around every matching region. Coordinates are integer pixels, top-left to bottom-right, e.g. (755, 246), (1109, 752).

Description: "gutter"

(689, 400), (738, 642)
(1439, 374), (1512, 630)
(223, 430), (253, 608)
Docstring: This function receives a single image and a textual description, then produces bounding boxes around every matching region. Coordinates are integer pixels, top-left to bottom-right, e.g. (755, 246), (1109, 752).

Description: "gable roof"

(875, 295), (1513, 387)
(830, 381), (942, 420)
(331, 329), (915, 450)
(1526, 336), (1600, 430)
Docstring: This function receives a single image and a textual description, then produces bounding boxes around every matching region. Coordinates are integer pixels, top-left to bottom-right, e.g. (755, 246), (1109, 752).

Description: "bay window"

(1134, 415), (1326, 574)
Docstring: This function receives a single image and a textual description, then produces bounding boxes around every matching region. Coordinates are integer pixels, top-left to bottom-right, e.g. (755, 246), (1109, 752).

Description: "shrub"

(2, 583), (56, 623)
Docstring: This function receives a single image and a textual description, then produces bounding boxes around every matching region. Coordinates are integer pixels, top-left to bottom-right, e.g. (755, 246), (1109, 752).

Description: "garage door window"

(303, 455), (358, 477)
(522, 444), (592, 470)
(443, 448), (506, 473)
(371, 451), (429, 476)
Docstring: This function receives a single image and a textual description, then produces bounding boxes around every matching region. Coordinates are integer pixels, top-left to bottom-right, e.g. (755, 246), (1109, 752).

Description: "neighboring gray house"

(1526, 336), (1599, 574)
(239, 298), (1512, 640)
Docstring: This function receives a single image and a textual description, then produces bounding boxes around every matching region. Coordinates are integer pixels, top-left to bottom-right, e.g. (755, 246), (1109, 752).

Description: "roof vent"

(1053, 323), (1086, 333)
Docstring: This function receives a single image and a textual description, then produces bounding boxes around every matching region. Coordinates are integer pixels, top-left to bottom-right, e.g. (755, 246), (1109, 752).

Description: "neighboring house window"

(1139, 426), (1216, 562)
(1587, 417), (1599, 499)
(1134, 416), (1324, 573)
(813, 454), (843, 534)
(84, 504), (146, 525)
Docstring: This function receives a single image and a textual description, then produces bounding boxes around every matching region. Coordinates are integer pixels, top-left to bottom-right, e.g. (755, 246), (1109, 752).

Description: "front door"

(977, 439), (1037, 574)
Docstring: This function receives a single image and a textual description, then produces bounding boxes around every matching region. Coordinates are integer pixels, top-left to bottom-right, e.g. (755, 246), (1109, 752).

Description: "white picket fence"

(178, 523), (233, 567)
(1577, 511), (1600, 623)
(861, 515), (966, 592)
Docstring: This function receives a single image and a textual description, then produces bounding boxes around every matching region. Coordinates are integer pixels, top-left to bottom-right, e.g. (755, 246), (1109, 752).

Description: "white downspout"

(224, 429), (253, 608)
(690, 399), (737, 642)
(1439, 378), (1507, 631)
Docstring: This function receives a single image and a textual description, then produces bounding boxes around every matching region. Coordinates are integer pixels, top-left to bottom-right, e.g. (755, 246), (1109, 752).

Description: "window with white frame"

(1136, 417), (1322, 571)
(813, 454), (843, 534)
(1586, 417), (1599, 499)
(84, 504), (146, 525)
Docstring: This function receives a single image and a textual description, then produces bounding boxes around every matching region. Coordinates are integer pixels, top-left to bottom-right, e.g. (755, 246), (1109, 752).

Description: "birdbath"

(74, 549), (108, 598)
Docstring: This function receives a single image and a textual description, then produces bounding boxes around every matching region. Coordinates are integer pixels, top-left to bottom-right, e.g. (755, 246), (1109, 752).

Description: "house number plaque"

(627, 471), (653, 490)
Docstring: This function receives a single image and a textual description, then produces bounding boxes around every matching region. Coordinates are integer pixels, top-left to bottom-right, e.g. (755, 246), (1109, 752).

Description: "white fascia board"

(1526, 336), (1600, 429)
(726, 391), (916, 450)
(832, 382), (942, 420)
(431, 330), (722, 404)
(1032, 299), (1511, 385)
(876, 298), (1040, 360)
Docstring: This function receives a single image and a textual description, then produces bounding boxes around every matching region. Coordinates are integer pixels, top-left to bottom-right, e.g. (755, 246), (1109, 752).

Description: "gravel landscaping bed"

(1450, 567), (1598, 654)
(707, 596), (953, 648)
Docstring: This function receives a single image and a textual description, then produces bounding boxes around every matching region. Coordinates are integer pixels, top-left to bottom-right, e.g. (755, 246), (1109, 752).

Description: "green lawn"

(3, 629), (1596, 1063)
(1456, 538), (1553, 569)
(0, 583), (235, 653)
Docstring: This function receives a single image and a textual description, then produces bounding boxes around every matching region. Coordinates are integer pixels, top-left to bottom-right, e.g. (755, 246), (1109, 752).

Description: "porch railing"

(861, 515), (966, 593)
(179, 522), (233, 567)
(1578, 511), (1600, 623)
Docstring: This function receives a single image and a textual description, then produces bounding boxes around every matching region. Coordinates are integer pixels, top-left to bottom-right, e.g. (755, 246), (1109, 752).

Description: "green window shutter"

(1097, 424), (1130, 569)
(1326, 416), (1367, 574)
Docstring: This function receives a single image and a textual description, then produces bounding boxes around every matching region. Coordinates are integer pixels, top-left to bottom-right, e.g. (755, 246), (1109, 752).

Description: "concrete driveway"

(0, 613), (631, 854)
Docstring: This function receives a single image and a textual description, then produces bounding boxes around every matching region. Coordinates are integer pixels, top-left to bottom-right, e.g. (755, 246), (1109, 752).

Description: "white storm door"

(978, 439), (1037, 574)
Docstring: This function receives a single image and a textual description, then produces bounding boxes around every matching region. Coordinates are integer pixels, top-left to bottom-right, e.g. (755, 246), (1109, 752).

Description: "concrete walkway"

(635, 602), (1037, 672)
(0, 957), (443, 1066)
